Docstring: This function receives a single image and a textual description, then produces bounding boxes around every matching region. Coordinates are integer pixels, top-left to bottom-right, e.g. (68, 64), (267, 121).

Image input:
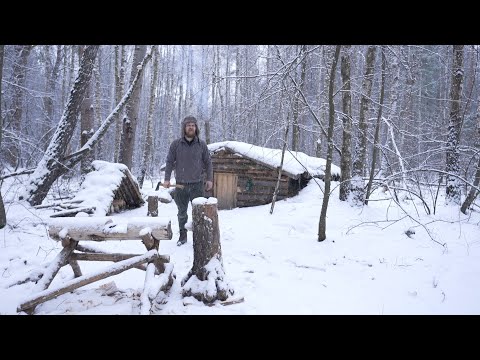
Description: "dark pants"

(174, 182), (204, 231)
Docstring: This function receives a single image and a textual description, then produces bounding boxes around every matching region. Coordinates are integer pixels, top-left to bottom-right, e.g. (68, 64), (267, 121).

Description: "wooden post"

(33, 238), (77, 294)
(68, 239), (82, 277)
(181, 197), (234, 303)
(147, 195), (158, 217)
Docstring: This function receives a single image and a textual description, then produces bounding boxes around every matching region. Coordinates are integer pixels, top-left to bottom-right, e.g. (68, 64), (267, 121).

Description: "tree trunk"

(21, 45), (100, 206)
(79, 45), (95, 176)
(209, 48), (216, 144)
(365, 46), (386, 204)
(0, 44), (4, 147)
(92, 47), (104, 160)
(339, 45), (352, 201)
(113, 45), (126, 163)
(0, 44), (5, 230)
(292, 45), (307, 152)
(205, 120), (211, 144)
(138, 47), (159, 188)
(119, 45), (147, 170)
(461, 91), (480, 214)
(380, 46), (400, 178)
(351, 45), (377, 206)
(270, 119), (289, 214)
(182, 200), (234, 303)
(318, 45), (341, 242)
(40, 45), (61, 151)
(446, 45), (464, 205)
(7, 45), (33, 168)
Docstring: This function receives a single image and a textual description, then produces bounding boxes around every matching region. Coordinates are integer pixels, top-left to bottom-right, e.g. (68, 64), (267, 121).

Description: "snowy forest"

(1, 45), (478, 227)
(1, 45), (480, 314)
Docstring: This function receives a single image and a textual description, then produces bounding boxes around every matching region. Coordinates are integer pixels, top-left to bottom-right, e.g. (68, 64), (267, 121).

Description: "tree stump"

(147, 195), (158, 217)
(181, 198), (234, 303)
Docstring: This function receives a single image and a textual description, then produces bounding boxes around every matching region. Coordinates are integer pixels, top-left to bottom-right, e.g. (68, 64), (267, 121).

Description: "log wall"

(211, 150), (302, 208)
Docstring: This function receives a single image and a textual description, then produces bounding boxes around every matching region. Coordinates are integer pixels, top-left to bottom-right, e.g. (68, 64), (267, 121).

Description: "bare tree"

(119, 45), (147, 170)
(292, 45), (307, 151)
(0, 45), (6, 229)
(20, 45), (100, 206)
(318, 45), (341, 242)
(446, 45), (464, 205)
(40, 45), (62, 150)
(93, 47), (104, 159)
(461, 92), (480, 214)
(6, 45), (33, 168)
(365, 46), (386, 204)
(380, 46), (400, 178)
(113, 45), (126, 163)
(21, 47), (153, 206)
(138, 47), (159, 188)
(351, 46), (376, 206)
(79, 45), (95, 176)
(339, 45), (352, 201)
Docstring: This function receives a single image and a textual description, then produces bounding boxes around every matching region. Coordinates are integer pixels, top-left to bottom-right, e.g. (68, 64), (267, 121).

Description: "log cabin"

(205, 141), (341, 210)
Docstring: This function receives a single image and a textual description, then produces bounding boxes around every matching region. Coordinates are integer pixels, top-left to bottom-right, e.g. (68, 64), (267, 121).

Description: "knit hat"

(181, 116), (199, 137)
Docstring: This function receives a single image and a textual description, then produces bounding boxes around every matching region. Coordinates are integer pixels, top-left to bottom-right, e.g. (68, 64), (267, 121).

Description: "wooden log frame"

(18, 250), (160, 314)
(17, 217), (174, 314)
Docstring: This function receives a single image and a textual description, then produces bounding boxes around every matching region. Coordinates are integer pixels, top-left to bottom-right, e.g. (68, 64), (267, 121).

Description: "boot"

(177, 229), (187, 246)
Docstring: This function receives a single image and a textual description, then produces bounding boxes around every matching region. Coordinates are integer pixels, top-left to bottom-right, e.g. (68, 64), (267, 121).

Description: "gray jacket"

(164, 136), (213, 183)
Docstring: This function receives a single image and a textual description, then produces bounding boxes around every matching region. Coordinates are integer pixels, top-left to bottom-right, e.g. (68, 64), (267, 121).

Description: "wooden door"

(214, 173), (238, 210)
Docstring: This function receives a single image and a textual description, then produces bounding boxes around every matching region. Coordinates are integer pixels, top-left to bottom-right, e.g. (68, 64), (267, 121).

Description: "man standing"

(163, 116), (213, 246)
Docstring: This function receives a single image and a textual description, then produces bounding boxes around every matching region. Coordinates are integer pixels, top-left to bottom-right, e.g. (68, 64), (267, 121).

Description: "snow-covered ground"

(1, 176), (480, 315)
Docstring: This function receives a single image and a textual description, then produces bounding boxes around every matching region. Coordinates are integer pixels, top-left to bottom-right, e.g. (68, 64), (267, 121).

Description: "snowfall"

(1, 165), (480, 314)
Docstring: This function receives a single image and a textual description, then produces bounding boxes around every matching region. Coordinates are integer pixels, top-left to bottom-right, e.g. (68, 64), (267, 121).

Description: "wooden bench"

(17, 217), (173, 315)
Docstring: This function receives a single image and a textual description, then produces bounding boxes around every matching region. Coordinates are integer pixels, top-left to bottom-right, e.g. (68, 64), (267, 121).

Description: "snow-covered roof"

(71, 160), (143, 216)
(208, 141), (341, 179)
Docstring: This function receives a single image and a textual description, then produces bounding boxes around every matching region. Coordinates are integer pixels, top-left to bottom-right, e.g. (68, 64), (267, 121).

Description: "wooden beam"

(68, 241), (82, 277)
(33, 239), (77, 293)
(69, 259), (83, 277)
(48, 217), (172, 241)
(140, 263), (156, 315)
(18, 250), (159, 314)
(50, 207), (96, 218)
(71, 252), (169, 263)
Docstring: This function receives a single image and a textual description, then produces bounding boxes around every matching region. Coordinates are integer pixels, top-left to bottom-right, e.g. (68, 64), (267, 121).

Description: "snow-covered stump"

(181, 198), (234, 303)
